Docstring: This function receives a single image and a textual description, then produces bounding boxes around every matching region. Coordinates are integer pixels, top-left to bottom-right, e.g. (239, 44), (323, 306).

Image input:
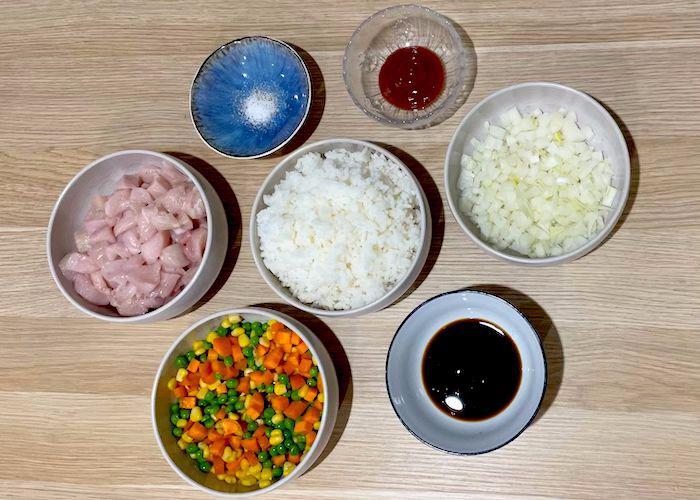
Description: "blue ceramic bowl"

(190, 37), (311, 159)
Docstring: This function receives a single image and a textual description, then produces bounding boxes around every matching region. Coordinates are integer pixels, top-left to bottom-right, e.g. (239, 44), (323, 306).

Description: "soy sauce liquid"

(422, 319), (522, 421)
(378, 46), (445, 110)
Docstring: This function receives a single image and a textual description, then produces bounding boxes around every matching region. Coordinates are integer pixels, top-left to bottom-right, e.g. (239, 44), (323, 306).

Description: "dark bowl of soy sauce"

(386, 289), (547, 455)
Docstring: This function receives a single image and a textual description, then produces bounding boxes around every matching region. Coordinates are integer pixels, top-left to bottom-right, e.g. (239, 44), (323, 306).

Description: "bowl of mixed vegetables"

(152, 308), (339, 495)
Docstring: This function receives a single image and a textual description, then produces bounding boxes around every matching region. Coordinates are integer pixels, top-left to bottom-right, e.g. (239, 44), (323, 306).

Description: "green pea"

(278, 374), (289, 385)
(263, 417), (272, 426)
(224, 356), (233, 367)
(186, 351), (196, 362)
(192, 449), (203, 460)
(216, 326), (228, 336)
(293, 434), (306, 446)
(309, 366), (319, 377)
(204, 391), (216, 402)
(202, 341), (213, 349)
(170, 414), (180, 426)
(263, 459), (272, 469)
(253, 326), (263, 336)
(290, 390), (300, 401)
(307, 377), (317, 387)
(226, 378), (239, 389)
(265, 428), (272, 438)
(242, 346), (253, 357)
(198, 460), (211, 473)
(263, 407), (275, 419)
(273, 421), (284, 430)
(225, 403), (235, 413)
(272, 466), (283, 478)
(215, 373), (222, 380)
(262, 322), (269, 330)
(170, 403), (180, 414)
(257, 451), (269, 462)
(247, 421), (258, 432)
(283, 429), (292, 440)
(247, 359), (256, 369)
(198, 399), (208, 407)
(186, 444), (199, 454)
(172, 427), (183, 437)
(289, 444), (301, 456)
(284, 418), (295, 431)
(198, 353), (208, 362)
(252, 321), (262, 330)
(244, 431), (253, 439)
(205, 404), (219, 415)
(175, 355), (188, 368)
(179, 409), (190, 420)
(243, 322), (252, 331)
(216, 395), (227, 404)
(234, 400), (245, 411)
(268, 446), (278, 457)
(274, 444), (286, 456)
(202, 418), (214, 429)
(250, 335), (259, 347)
(231, 323), (240, 330)
(284, 438), (294, 450)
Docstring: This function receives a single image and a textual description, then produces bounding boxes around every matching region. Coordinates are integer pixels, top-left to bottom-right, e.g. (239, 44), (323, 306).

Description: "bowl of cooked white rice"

(250, 139), (431, 317)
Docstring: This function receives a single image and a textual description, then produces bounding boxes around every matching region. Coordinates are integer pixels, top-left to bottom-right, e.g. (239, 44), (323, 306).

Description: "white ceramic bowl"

(445, 82), (631, 265)
(152, 307), (339, 496)
(386, 289), (546, 454)
(47, 150), (228, 323)
(250, 138), (431, 317)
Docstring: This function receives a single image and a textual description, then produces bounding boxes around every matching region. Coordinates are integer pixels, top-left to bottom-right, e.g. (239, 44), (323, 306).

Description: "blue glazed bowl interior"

(191, 37), (311, 158)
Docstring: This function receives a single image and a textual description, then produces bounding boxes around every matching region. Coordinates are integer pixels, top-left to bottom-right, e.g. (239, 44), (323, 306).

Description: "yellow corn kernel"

(199, 379), (208, 389)
(244, 394), (252, 409)
(228, 412), (239, 420)
(235, 468), (247, 479)
(313, 421), (321, 430)
(196, 387), (208, 400)
(244, 367), (253, 377)
(206, 331), (217, 343)
(222, 446), (234, 463)
(221, 319), (232, 328)
(175, 368), (188, 382)
(228, 314), (242, 324)
(194, 347), (206, 356)
(240, 458), (250, 470)
(269, 433), (283, 446)
(312, 357), (318, 366)
(232, 327), (245, 337)
(166, 378), (177, 390)
(261, 468), (273, 481)
(177, 438), (187, 450)
(199, 443), (210, 459)
(176, 418), (187, 428)
(271, 413), (284, 425)
(283, 461), (295, 476)
(193, 340), (204, 350)
(268, 319), (277, 325)
(258, 479), (272, 488)
(207, 381), (219, 391)
(240, 476), (257, 487)
(259, 336), (270, 348)
(190, 406), (203, 423)
(264, 331), (273, 340)
(317, 392), (324, 403)
(224, 475), (237, 484)
(181, 433), (193, 443)
(238, 334), (250, 348)
(298, 385), (309, 398)
(217, 473), (226, 481)
(554, 130), (563, 142)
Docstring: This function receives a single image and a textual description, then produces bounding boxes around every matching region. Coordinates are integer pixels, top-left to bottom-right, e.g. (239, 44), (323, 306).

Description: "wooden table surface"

(2, 1), (699, 498)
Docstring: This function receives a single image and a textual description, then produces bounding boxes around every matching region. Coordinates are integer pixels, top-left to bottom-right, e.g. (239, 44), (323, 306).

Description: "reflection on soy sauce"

(422, 318), (522, 421)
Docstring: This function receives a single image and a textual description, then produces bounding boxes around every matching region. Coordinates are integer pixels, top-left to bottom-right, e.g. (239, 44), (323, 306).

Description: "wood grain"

(1, 1), (699, 499)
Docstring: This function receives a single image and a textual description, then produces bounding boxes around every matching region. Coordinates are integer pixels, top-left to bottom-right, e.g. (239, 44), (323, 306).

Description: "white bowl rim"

(189, 35), (312, 160)
(385, 288), (548, 455)
(342, 4), (468, 128)
(46, 149), (217, 323)
(249, 137), (430, 317)
(444, 81), (631, 265)
(151, 306), (335, 497)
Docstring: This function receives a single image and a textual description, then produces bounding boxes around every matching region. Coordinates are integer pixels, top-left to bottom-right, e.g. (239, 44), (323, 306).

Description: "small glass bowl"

(343, 4), (471, 130)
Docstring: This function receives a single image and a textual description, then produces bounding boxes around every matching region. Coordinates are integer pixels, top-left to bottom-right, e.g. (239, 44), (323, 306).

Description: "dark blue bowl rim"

(189, 35), (312, 159)
(384, 288), (548, 455)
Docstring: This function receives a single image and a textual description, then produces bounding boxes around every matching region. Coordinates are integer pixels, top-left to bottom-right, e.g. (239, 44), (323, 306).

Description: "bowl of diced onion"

(445, 82), (630, 265)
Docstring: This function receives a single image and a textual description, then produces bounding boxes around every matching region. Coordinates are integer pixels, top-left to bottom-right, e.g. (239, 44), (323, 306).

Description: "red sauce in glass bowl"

(378, 46), (445, 110)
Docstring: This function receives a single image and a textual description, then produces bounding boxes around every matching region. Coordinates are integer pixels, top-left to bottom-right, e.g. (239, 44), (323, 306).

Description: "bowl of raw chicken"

(47, 150), (228, 323)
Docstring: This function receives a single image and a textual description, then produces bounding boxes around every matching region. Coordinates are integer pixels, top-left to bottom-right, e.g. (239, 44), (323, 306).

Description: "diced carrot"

(211, 359), (226, 374)
(216, 383), (227, 395)
(281, 342), (293, 353)
(269, 322), (284, 333)
(207, 428), (223, 443)
(241, 438), (259, 452)
(257, 434), (270, 451)
(255, 344), (269, 358)
(234, 358), (247, 370)
(185, 420), (194, 431)
(274, 329), (292, 345)
(226, 456), (242, 473)
(201, 372), (217, 384)
(247, 392), (264, 420)
(221, 419), (242, 436)
(306, 431), (316, 446)
(212, 336), (232, 357)
(231, 343), (244, 362)
(288, 453), (301, 464)
(263, 371), (274, 386)
(298, 358), (313, 376)
(183, 373), (200, 390)
(290, 332), (301, 345)
(270, 395), (290, 413)
(180, 396), (196, 409)
(198, 361), (213, 376)
(303, 387), (318, 402)
(313, 399), (323, 411)
(284, 401), (307, 420)
(210, 439), (226, 457)
(249, 371), (265, 385)
(252, 426), (266, 439)
(188, 422), (207, 442)
(212, 456), (225, 475)
(290, 374), (305, 390)
(237, 377), (250, 393)
(244, 451), (259, 466)
(225, 366), (239, 379)
(263, 348), (284, 370)
(282, 361), (296, 375)
(207, 349), (218, 361)
(294, 420), (313, 434)
(215, 407), (226, 420)
(317, 376), (324, 392)
(287, 353), (300, 367)
(297, 341), (309, 354)
(303, 406), (321, 423)
(272, 454), (286, 466)
(187, 358), (201, 373)
(229, 436), (242, 449)
(173, 386), (187, 398)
